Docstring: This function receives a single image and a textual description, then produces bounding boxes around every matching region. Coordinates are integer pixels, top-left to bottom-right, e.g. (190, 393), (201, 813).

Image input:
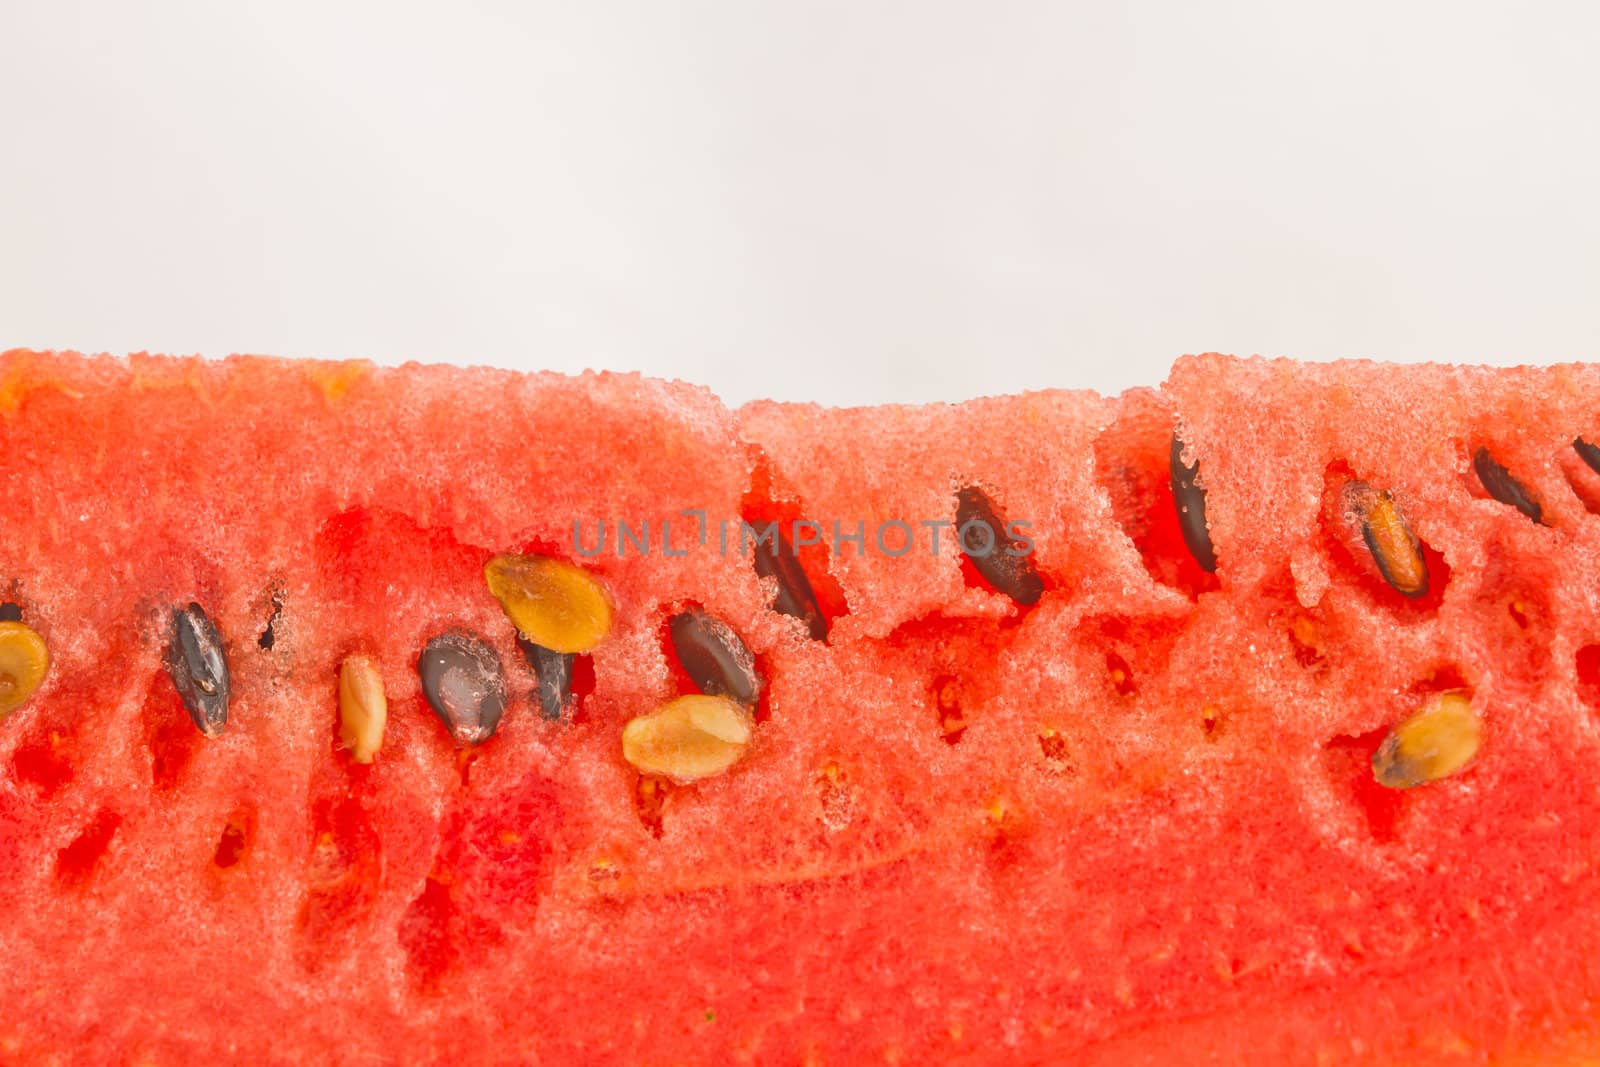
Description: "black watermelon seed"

(419, 632), (506, 746)
(1169, 434), (1218, 573)
(955, 486), (1044, 606)
(168, 603), (231, 738)
(0, 603), (22, 622)
(1472, 447), (1543, 524)
(517, 636), (575, 723)
(669, 609), (763, 708)
(750, 522), (827, 641)
(1576, 437), (1600, 476)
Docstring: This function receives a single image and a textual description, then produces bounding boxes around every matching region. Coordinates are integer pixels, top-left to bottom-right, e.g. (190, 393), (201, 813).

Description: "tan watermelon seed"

(1372, 692), (1482, 789)
(167, 603), (231, 737)
(621, 694), (753, 783)
(1472, 447), (1543, 523)
(955, 486), (1044, 606)
(0, 620), (49, 718)
(1169, 433), (1218, 572)
(1346, 482), (1429, 598)
(669, 609), (763, 708)
(418, 631), (506, 746)
(484, 554), (613, 655)
(338, 655), (387, 763)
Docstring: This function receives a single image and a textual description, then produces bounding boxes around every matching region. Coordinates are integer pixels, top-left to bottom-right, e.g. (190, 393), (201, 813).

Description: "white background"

(2, 2), (1598, 406)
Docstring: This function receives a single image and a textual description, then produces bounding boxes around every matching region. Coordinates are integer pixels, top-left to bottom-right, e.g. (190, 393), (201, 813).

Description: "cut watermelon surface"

(4, 349), (1600, 1063)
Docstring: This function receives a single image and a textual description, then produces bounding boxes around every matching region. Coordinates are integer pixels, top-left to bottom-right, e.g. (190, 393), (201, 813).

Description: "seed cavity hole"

(257, 584), (286, 651)
(1322, 731), (1404, 844)
(933, 674), (967, 743)
(9, 727), (73, 798)
(817, 762), (852, 831)
(1577, 644), (1600, 711)
(55, 809), (122, 888)
(635, 775), (670, 838)
(294, 796), (381, 972)
(213, 805), (256, 869)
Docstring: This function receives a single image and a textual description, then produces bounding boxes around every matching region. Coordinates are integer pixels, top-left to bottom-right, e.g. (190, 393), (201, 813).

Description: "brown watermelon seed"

(749, 522), (827, 640)
(1372, 692), (1481, 789)
(167, 603), (230, 738)
(418, 631), (506, 746)
(517, 636), (575, 723)
(1576, 437), (1600, 476)
(668, 609), (763, 709)
(1169, 434), (1218, 572)
(1346, 482), (1429, 599)
(0, 602), (22, 622)
(955, 486), (1044, 606)
(0, 621), (49, 719)
(1472, 447), (1543, 524)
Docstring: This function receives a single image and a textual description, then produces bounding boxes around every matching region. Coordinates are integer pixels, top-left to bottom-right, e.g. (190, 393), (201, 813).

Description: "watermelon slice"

(3, 348), (1600, 1063)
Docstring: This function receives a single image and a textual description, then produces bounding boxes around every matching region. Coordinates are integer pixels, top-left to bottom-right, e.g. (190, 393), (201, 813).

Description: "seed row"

(4, 434), (1591, 795)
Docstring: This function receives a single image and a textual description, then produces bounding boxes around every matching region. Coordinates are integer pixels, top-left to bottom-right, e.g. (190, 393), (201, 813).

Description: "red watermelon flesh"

(2, 349), (1600, 1063)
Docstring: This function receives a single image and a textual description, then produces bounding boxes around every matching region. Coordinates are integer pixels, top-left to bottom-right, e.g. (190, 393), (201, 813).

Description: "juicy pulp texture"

(3, 350), (1600, 1063)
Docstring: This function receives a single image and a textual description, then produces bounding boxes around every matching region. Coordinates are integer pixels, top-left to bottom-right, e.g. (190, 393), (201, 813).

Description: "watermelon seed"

(338, 655), (387, 763)
(955, 486), (1044, 606)
(518, 637), (576, 722)
(484, 553), (614, 655)
(167, 603), (230, 738)
(668, 609), (763, 709)
(1345, 482), (1429, 599)
(0, 602), (22, 622)
(1472, 447), (1543, 524)
(1576, 437), (1600, 476)
(749, 521), (828, 640)
(1169, 434), (1218, 573)
(622, 694), (753, 783)
(418, 632), (506, 746)
(1372, 692), (1482, 789)
(0, 620), (49, 719)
